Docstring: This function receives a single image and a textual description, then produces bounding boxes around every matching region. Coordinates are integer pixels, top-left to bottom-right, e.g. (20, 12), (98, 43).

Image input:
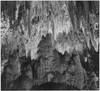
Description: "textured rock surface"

(1, 1), (99, 90)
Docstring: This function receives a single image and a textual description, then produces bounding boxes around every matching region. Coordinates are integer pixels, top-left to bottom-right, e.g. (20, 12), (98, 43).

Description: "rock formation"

(1, 1), (99, 90)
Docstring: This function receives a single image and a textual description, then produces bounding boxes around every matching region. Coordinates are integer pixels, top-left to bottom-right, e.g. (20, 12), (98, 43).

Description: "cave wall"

(1, 1), (99, 90)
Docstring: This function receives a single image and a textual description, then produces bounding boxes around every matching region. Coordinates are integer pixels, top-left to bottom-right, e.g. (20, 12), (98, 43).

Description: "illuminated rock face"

(1, 1), (99, 60)
(1, 1), (99, 90)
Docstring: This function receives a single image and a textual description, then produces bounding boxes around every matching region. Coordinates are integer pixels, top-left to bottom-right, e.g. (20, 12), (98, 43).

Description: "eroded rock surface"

(1, 1), (99, 90)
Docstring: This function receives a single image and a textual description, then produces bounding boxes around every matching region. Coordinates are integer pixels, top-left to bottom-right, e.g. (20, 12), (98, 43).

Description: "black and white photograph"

(1, 1), (99, 90)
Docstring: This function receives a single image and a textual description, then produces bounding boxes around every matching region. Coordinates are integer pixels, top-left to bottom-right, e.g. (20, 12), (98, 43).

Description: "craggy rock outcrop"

(1, 50), (21, 90)
(1, 1), (99, 90)
(12, 65), (33, 90)
(51, 52), (87, 89)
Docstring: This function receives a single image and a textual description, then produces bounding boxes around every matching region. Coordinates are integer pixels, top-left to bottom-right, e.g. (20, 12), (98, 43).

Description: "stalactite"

(1, 1), (99, 90)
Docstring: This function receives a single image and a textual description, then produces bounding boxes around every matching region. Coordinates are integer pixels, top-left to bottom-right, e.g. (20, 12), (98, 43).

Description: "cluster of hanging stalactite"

(1, 1), (99, 90)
